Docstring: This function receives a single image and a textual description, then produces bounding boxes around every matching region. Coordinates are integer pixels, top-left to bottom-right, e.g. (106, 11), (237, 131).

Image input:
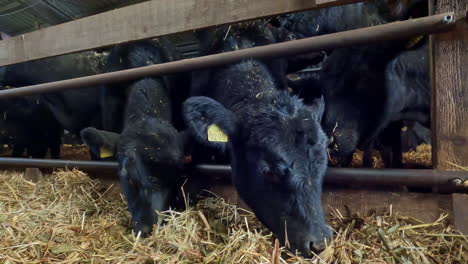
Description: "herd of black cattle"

(0, 0), (432, 256)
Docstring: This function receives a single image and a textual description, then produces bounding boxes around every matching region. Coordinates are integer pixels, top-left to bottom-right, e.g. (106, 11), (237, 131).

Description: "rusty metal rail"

(0, 12), (457, 99)
(1, 158), (467, 193)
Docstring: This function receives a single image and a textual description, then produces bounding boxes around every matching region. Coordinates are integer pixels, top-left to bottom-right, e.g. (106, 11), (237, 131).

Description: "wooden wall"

(430, 0), (468, 233)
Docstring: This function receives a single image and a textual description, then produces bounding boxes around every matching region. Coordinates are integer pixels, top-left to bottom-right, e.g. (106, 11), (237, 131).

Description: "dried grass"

(402, 144), (432, 168)
(1, 169), (466, 264)
(61, 144), (91, 161)
(349, 144), (432, 169)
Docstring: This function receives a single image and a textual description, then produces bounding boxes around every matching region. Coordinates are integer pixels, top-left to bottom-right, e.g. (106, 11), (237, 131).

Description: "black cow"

(297, 39), (429, 168)
(192, 21), (306, 94)
(277, 0), (427, 40)
(0, 86), (61, 158)
(0, 47), (105, 137)
(400, 121), (431, 152)
(81, 39), (189, 236)
(185, 26), (331, 254)
(101, 38), (188, 133)
(367, 42), (430, 167)
(279, 0), (429, 167)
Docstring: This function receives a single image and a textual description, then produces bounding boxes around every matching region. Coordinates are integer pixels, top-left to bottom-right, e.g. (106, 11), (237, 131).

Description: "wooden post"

(431, 0), (468, 233)
(431, 0), (468, 170)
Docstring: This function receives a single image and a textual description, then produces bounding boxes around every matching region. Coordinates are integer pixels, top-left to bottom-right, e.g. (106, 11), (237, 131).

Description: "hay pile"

(61, 144), (91, 161)
(1, 170), (466, 263)
(402, 144), (432, 168)
(349, 144), (432, 169)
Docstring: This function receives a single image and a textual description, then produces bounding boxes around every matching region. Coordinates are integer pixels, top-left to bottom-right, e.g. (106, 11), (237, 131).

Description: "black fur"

(81, 40), (188, 236)
(0, 88), (61, 159)
(282, 1), (430, 168)
(184, 60), (330, 256)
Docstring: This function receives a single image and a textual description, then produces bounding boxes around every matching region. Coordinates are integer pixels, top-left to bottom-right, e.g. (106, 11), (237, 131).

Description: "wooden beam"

(322, 188), (452, 223)
(430, 0), (468, 170)
(91, 175), (453, 224)
(0, 0), (363, 67)
(208, 185), (452, 223)
(452, 194), (468, 233)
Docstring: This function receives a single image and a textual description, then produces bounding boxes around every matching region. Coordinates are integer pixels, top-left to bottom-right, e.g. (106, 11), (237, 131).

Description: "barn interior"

(0, 0), (466, 263)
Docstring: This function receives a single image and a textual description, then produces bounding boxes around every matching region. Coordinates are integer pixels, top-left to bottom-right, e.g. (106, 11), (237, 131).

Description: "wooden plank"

(452, 194), (468, 234)
(430, 0), (468, 170)
(0, 0), (362, 67)
(322, 188), (452, 223)
(91, 175), (452, 223)
(207, 184), (452, 223)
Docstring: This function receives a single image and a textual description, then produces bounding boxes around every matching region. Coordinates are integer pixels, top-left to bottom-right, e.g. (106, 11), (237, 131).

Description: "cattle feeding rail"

(0, 157), (466, 193)
(0, 0), (467, 232)
(0, 13), (458, 99)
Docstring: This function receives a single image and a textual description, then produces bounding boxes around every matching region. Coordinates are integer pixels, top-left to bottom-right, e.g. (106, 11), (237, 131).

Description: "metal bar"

(0, 12), (457, 99)
(194, 164), (468, 192)
(0, 157), (118, 170)
(1, 158), (467, 192)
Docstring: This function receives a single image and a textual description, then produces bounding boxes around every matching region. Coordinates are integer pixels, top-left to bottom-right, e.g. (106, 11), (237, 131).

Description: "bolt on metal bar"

(0, 12), (457, 99)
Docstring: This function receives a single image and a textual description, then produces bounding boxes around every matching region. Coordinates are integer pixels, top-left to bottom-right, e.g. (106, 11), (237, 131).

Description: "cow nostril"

(310, 240), (327, 252)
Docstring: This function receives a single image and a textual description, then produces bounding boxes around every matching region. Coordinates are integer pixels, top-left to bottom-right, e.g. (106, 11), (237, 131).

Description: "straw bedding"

(1, 168), (466, 264)
(349, 144), (432, 169)
(60, 145), (92, 161)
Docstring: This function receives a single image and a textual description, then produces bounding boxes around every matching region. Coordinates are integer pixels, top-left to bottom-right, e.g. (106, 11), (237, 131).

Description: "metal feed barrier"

(0, 158), (466, 193)
(0, 12), (467, 194)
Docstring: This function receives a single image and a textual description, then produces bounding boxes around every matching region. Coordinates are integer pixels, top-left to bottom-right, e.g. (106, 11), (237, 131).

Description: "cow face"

(184, 95), (332, 256)
(322, 100), (362, 167)
(81, 121), (185, 236)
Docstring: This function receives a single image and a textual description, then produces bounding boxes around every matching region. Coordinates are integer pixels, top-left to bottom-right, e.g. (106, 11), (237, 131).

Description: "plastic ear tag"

(207, 124), (228, 142)
(99, 146), (113, 158)
(401, 126), (408, 132)
(287, 87), (293, 93)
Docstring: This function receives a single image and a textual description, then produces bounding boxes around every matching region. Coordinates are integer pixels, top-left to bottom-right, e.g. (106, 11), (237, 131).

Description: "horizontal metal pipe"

(325, 167), (468, 190)
(0, 158), (118, 170)
(194, 164), (468, 192)
(1, 158), (465, 192)
(0, 12), (457, 99)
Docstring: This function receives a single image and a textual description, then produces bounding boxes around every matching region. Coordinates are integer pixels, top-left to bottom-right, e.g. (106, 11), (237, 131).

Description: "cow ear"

(183, 96), (239, 149)
(309, 95), (325, 123)
(80, 127), (119, 159)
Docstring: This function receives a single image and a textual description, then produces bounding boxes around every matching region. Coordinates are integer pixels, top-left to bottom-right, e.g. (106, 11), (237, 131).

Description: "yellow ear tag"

(207, 124), (228, 143)
(401, 126), (408, 132)
(99, 146), (113, 158)
(287, 87), (293, 93)
(405, 35), (423, 49)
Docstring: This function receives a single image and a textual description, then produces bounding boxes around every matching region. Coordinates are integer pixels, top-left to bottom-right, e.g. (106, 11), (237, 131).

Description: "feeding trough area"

(1, 169), (467, 263)
(0, 0), (467, 262)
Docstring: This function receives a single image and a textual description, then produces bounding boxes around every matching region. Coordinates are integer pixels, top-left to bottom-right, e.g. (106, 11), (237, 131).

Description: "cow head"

(183, 94), (332, 256)
(81, 121), (187, 236)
